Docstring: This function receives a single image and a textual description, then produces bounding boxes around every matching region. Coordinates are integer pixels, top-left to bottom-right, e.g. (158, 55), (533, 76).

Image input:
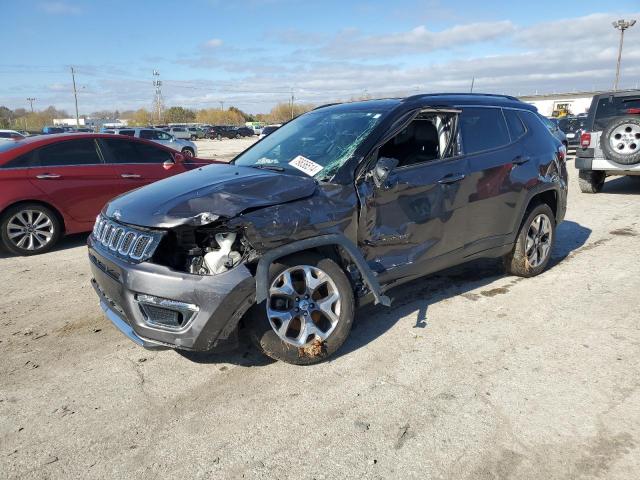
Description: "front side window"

(118, 130), (135, 136)
(234, 106), (388, 179)
(378, 112), (458, 168)
(102, 138), (173, 164)
(459, 107), (510, 154)
(36, 139), (102, 166)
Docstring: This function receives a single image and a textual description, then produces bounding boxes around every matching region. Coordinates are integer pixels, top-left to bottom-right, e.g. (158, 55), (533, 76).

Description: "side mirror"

(372, 156), (399, 188)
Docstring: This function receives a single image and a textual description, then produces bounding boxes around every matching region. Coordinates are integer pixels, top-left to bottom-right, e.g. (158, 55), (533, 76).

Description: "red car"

(0, 133), (217, 255)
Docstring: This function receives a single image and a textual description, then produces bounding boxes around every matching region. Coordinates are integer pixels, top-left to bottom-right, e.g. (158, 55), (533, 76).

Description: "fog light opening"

(135, 294), (199, 330)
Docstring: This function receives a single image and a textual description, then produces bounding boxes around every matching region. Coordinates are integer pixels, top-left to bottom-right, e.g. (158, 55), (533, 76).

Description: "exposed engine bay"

(152, 222), (253, 276)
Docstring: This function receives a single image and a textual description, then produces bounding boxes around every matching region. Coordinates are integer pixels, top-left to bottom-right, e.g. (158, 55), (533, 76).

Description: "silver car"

(103, 127), (198, 157)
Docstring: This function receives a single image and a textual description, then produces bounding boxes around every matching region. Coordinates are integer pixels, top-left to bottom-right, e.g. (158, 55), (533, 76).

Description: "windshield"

(233, 107), (387, 179)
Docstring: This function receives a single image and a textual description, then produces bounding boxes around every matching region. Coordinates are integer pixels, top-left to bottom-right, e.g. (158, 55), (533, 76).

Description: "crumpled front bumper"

(88, 236), (255, 352)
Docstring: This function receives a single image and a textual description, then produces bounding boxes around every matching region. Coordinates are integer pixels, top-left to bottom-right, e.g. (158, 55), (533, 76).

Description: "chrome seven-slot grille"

(92, 215), (163, 262)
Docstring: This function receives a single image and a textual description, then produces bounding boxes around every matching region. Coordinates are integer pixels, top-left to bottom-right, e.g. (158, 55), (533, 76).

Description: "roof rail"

(403, 92), (520, 102)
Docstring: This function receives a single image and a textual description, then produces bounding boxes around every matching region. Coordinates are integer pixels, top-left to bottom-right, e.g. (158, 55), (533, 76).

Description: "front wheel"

(0, 203), (62, 256)
(246, 253), (355, 365)
(504, 203), (555, 277)
(181, 148), (194, 157)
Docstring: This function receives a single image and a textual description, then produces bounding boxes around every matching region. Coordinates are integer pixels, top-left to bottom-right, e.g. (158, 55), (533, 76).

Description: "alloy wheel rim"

(267, 265), (341, 347)
(525, 214), (552, 268)
(7, 209), (54, 251)
(610, 123), (640, 155)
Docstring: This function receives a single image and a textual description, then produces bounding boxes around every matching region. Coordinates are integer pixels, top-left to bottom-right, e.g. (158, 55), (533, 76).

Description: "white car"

(167, 127), (191, 140)
(0, 130), (25, 142)
(103, 127), (198, 157)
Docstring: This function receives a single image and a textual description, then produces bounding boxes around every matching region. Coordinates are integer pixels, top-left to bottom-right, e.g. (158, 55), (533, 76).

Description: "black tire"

(504, 203), (555, 277)
(578, 170), (605, 193)
(190, 135), (197, 141)
(0, 203), (62, 256)
(217, 134), (222, 141)
(600, 117), (640, 165)
(246, 253), (355, 365)
(235, 133), (241, 139)
(181, 147), (194, 157)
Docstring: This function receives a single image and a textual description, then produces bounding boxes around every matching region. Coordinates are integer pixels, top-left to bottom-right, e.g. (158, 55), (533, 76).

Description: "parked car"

(557, 116), (587, 148)
(0, 130), (26, 142)
(88, 93), (567, 365)
(187, 127), (205, 140)
(576, 90), (640, 193)
(259, 124), (281, 139)
(0, 133), (217, 255)
(167, 127), (191, 140)
(234, 126), (256, 137)
(42, 126), (66, 134)
(205, 126), (237, 140)
(541, 116), (568, 149)
(102, 127), (198, 157)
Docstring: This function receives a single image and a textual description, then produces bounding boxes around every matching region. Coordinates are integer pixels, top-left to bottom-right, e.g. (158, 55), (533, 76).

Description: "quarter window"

(503, 109), (526, 141)
(459, 107), (510, 154)
(36, 139), (102, 166)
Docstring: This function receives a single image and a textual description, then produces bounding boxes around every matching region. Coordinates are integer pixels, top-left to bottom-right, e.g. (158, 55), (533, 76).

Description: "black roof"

(592, 89), (640, 100)
(315, 93), (535, 114)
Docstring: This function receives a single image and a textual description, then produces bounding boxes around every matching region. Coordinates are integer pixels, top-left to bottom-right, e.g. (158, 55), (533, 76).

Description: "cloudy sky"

(1, 0), (639, 114)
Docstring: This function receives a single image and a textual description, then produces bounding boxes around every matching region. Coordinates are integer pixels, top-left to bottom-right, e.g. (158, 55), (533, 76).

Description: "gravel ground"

(1, 156), (639, 479)
(194, 137), (258, 161)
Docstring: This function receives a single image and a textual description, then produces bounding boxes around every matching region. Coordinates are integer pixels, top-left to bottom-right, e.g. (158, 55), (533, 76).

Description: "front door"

(28, 138), (120, 223)
(357, 113), (471, 285)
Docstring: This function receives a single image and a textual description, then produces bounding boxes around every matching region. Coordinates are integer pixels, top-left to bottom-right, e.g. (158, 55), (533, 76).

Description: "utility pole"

(612, 19), (636, 91)
(219, 101), (224, 111)
(70, 66), (80, 127)
(290, 88), (294, 120)
(153, 70), (163, 124)
(470, 77), (475, 93)
(26, 97), (36, 112)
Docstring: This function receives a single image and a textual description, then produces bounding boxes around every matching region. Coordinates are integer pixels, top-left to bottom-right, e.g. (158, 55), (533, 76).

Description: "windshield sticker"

(289, 155), (323, 176)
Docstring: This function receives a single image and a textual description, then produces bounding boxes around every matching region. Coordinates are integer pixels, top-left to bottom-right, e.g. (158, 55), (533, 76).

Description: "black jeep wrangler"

(88, 93), (568, 364)
(576, 90), (640, 192)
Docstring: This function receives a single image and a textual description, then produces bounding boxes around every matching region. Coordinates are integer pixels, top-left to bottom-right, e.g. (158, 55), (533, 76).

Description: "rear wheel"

(578, 170), (605, 193)
(504, 203), (555, 277)
(0, 203), (62, 256)
(246, 253), (355, 365)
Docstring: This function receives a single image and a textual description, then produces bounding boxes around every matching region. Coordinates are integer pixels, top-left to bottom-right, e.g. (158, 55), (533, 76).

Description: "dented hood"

(104, 164), (317, 228)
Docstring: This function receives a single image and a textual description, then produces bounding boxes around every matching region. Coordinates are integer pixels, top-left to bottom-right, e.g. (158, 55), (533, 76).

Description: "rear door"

(27, 138), (120, 223)
(98, 137), (188, 193)
(459, 106), (525, 254)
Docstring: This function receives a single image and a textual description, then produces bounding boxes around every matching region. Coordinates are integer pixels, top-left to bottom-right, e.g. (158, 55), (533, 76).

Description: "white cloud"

(203, 38), (224, 49)
(39, 1), (81, 15)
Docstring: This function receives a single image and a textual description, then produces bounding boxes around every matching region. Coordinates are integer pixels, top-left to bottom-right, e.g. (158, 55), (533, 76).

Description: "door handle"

(120, 173), (142, 179)
(438, 173), (465, 184)
(35, 173), (61, 179)
(513, 156), (530, 165)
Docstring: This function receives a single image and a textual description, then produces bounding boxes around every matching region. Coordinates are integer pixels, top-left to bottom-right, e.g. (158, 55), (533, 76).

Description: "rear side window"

(118, 130), (135, 136)
(517, 110), (553, 139)
(139, 130), (154, 139)
(459, 107), (510, 154)
(503, 109), (526, 140)
(36, 139), (102, 166)
(102, 138), (173, 164)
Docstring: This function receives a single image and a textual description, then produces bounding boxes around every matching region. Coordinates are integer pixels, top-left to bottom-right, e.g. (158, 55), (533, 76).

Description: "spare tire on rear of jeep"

(600, 116), (640, 165)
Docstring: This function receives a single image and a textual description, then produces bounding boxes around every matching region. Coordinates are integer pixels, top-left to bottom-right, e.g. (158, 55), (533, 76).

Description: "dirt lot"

(1, 154), (639, 479)
(194, 137), (258, 161)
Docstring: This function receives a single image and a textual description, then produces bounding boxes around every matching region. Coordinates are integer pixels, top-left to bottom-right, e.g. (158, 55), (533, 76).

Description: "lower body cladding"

(88, 236), (256, 352)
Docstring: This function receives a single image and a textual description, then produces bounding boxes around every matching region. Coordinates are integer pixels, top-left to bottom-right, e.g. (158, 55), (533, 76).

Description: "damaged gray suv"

(88, 94), (568, 364)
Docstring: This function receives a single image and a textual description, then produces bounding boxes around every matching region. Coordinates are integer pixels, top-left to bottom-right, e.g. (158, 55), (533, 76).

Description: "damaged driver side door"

(356, 111), (471, 286)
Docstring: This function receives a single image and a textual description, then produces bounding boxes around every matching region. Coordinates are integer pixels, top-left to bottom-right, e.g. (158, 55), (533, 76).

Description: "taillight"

(627, 108), (640, 114)
(580, 132), (591, 149)
(558, 144), (566, 161)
